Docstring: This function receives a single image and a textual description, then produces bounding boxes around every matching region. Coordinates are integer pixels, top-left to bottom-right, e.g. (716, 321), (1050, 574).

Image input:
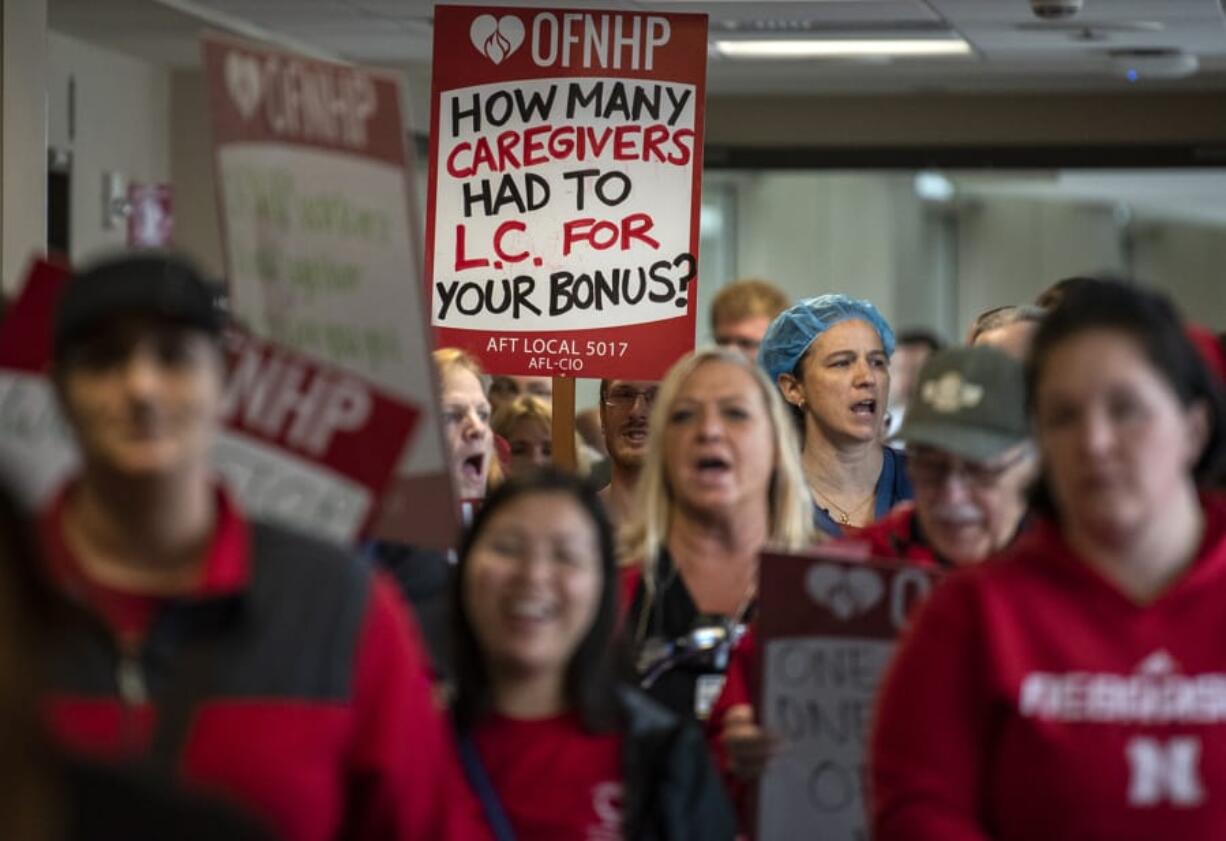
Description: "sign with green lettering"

(203, 32), (456, 548)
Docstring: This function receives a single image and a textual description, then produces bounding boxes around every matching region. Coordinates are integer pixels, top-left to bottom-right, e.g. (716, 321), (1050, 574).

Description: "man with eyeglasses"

(967, 304), (1045, 361)
(597, 379), (658, 525)
(864, 345), (1037, 567)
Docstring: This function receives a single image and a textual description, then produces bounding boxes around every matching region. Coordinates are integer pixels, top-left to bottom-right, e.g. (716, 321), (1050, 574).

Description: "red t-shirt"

(872, 492), (1226, 841)
(473, 713), (624, 841)
(40, 484), (249, 644)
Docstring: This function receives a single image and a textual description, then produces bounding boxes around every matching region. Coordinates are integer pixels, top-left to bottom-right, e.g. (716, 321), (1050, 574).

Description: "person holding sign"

(622, 347), (813, 722)
(709, 345), (1038, 825)
(872, 279), (1226, 840)
(714, 345), (1035, 833)
(758, 295), (913, 538)
(450, 468), (737, 841)
(38, 254), (489, 841)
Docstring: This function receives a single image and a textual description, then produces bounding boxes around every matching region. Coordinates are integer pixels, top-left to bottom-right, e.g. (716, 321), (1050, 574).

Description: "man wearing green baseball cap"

(857, 345), (1038, 567)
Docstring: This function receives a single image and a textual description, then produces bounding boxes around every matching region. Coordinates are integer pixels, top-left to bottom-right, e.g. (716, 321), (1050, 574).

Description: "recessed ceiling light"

(714, 39), (972, 58)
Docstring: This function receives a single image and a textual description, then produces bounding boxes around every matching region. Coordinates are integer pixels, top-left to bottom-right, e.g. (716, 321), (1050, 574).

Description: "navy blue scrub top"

(811, 447), (913, 538)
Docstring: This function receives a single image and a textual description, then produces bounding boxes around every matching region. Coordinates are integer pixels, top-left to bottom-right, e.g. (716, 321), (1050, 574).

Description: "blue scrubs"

(812, 447), (913, 538)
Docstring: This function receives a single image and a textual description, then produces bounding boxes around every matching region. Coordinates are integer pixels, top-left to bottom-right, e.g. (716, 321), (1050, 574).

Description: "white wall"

(722, 171), (949, 340)
(168, 69), (224, 278)
(713, 172), (1225, 345)
(2, 0), (48, 293)
(954, 197), (1123, 334)
(1130, 215), (1226, 330)
(47, 31), (170, 264)
(735, 173), (895, 321)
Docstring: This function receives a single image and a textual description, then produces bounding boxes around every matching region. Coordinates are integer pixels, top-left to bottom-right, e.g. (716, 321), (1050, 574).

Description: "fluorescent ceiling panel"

(715, 38), (972, 57)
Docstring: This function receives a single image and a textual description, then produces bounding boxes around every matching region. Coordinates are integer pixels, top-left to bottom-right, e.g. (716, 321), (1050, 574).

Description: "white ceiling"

(48, 0), (1226, 94)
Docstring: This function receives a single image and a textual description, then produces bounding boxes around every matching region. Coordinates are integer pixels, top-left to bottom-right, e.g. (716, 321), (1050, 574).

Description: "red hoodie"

(40, 484), (490, 841)
(872, 493), (1226, 841)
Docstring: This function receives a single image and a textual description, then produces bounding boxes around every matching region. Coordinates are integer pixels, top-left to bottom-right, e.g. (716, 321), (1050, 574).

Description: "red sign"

(202, 32), (458, 549)
(755, 550), (941, 841)
(426, 5), (708, 379)
(0, 259), (419, 543)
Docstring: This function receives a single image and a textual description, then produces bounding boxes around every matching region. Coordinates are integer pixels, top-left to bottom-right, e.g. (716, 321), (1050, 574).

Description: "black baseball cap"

(53, 252), (227, 361)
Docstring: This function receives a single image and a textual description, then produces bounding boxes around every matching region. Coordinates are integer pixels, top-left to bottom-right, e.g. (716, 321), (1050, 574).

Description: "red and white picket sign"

(427, 5), (708, 380)
(755, 550), (941, 841)
(202, 32), (459, 548)
(0, 260), (419, 544)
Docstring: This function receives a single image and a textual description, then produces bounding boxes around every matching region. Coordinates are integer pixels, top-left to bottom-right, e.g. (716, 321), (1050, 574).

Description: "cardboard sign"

(756, 550), (941, 841)
(0, 260), (419, 544)
(202, 32), (456, 549)
(427, 5), (707, 379)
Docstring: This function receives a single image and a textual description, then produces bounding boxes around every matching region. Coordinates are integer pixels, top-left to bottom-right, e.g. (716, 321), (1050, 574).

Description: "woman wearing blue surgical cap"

(759, 294), (913, 537)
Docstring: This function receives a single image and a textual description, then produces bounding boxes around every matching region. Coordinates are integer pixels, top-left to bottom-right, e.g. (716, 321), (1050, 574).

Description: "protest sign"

(0, 259), (419, 544)
(756, 550), (941, 841)
(202, 32), (455, 548)
(427, 6), (707, 380)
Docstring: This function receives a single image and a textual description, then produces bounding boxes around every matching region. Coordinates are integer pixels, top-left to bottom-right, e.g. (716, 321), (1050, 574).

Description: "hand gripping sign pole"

(551, 376), (578, 471)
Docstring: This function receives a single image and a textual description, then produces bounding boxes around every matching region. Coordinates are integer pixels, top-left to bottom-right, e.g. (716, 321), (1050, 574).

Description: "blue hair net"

(758, 294), (896, 384)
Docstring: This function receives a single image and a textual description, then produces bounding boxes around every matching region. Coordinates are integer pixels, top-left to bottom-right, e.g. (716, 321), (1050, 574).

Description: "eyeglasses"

(908, 448), (1029, 490)
(603, 386), (658, 410)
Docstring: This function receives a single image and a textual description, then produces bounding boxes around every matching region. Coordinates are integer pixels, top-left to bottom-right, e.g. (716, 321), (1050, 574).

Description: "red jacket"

(1188, 324), (1226, 383)
(872, 493), (1226, 841)
(853, 503), (942, 569)
(40, 485), (490, 841)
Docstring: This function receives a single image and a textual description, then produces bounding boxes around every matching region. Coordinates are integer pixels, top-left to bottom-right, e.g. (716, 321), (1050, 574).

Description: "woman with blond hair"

(622, 346), (814, 722)
(492, 395), (554, 477)
(493, 395), (595, 479)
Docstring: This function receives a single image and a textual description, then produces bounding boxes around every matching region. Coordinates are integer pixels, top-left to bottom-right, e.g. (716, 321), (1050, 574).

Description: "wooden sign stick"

(552, 376), (577, 472)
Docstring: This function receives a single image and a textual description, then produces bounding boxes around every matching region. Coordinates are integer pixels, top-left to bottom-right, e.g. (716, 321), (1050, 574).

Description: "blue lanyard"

(456, 731), (518, 841)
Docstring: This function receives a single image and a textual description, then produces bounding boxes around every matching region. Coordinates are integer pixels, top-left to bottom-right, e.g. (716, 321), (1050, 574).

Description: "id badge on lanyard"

(694, 673), (727, 721)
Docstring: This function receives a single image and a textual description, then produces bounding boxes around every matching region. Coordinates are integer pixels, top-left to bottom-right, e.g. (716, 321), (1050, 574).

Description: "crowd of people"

(1, 250), (1224, 840)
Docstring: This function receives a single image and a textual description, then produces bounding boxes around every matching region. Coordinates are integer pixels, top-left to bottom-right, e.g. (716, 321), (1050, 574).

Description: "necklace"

(811, 485), (876, 525)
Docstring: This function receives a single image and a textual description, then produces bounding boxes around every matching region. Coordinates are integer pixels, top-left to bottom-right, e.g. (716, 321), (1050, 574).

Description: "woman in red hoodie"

(871, 278), (1226, 840)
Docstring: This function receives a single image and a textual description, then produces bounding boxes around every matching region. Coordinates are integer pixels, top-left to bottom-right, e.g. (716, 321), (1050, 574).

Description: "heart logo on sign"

(805, 564), (884, 621)
(470, 15), (525, 65)
(225, 52), (263, 120)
